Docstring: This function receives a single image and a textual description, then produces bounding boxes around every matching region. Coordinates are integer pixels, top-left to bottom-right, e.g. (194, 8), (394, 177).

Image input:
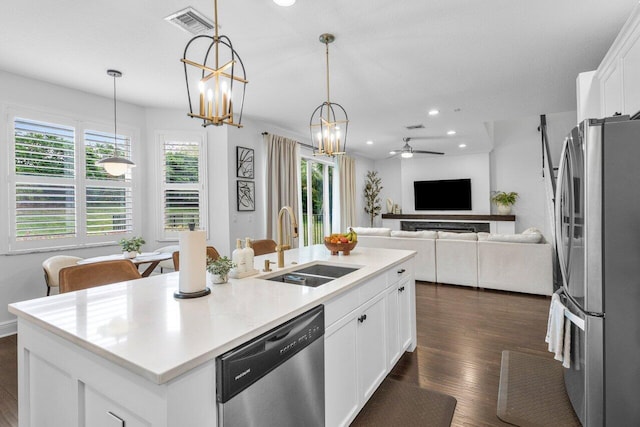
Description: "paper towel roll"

(178, 230), (206, 294)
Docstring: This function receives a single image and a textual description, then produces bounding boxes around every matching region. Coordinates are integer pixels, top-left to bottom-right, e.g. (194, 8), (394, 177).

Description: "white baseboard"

(0, 319), (17, 337)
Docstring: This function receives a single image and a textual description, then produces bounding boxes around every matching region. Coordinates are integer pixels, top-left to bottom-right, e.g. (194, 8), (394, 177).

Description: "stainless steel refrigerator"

(555, 116), (640, 426)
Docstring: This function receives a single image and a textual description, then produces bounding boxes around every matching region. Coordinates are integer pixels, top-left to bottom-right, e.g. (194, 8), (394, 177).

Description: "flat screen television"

(414, 178), (472, 210)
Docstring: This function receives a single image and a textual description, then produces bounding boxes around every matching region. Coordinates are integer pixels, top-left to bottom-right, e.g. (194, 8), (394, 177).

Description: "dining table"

(77, 252), (173, 277)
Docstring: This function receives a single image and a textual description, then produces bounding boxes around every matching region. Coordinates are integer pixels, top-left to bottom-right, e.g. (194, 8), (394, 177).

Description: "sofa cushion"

(477, 232), (490, 241)
(390, 230), (437, 239)
(437, 231), (478, 241)
(351, 227), (391, 237)
(486, 233), (542, 244)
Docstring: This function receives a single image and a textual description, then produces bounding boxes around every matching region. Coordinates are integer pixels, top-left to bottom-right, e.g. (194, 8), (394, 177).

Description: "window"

(159, 134), (207, 240)
(300, 157), (334, 246)
(8, 113), (136, 251)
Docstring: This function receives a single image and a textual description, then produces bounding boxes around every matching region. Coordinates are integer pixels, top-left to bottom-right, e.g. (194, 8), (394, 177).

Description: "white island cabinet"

(9, 245), (416, 427)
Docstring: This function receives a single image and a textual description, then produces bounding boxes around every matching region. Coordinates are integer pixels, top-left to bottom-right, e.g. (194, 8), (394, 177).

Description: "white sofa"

(354, 227), (553, 296)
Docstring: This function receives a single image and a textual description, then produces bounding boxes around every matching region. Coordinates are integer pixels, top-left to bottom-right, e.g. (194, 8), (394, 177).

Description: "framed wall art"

(237, 180), (255, 211)
(236, 146), (254, 179)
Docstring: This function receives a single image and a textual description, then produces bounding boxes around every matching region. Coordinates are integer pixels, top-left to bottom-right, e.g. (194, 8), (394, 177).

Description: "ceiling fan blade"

(413, 150), (445, 155)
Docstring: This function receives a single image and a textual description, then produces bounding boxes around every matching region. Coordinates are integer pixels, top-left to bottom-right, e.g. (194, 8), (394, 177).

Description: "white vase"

(123, 251), (137, 259)
(497, 204), (512, 215)
(207, 271), (228, 285)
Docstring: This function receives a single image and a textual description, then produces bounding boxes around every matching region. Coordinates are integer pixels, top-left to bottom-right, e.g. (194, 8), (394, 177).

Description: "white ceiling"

(0, 0), (637, 159)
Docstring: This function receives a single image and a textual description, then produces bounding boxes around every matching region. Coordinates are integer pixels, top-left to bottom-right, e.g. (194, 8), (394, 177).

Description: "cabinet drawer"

(84, 385), (151, 427)
(325, 285), (360, 327)
(387, 260), (412, 286)
(358, 274), (387, 305)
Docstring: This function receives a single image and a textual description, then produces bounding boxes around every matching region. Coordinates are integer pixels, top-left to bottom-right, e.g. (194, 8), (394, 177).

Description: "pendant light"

(181, 0), (248, 128)
(309, 33), (349, 157)
(96, 69), (135, 176)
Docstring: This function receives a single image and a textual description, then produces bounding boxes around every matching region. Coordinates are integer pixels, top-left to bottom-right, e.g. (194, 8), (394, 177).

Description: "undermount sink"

(265, 264), (361, 288)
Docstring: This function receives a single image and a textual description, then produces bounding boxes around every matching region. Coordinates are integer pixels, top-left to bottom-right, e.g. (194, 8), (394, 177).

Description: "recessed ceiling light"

(458, 143), (467, 148)
(428, 109), (439, 116)
(366, 140), (374, 145)
(447, 130), (456, 135)
(273, 0), (296, 5)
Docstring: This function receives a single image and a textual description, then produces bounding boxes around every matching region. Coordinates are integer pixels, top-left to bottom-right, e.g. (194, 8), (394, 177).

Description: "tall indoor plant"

(364, 170), (383, 227)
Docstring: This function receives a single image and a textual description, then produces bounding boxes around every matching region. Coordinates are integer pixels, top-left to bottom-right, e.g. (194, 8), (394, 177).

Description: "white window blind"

(8, 114), (137, 251)
(160, 138), (206, 238)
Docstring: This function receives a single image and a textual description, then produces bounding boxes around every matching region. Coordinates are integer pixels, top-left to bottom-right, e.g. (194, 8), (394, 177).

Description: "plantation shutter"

(84, 130), (134, 236)
(14, 118), (77, 241)
(161, 139), (204, 236)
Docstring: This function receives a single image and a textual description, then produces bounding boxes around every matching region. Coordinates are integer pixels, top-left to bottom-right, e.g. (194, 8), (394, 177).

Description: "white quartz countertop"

(9, 245), (415, 384)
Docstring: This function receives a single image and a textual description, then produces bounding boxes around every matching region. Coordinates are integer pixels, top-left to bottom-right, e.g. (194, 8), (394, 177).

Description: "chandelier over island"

(181, 0), (247, 127)
(309, 33), (349, 157)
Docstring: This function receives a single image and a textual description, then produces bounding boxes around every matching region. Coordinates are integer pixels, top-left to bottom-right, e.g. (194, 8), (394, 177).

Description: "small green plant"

(119, 236), (145, 252)
(206, 256), (236, 276)
(491, 191), (519, 206)
(364, 170), (383, 227)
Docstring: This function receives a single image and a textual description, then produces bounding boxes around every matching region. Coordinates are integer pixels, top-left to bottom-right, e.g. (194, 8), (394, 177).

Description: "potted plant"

(491, 191), (519, 215)
(364, 170), (383, 227)
(206, 256), (236, 285)
(119, 236), (145, 258)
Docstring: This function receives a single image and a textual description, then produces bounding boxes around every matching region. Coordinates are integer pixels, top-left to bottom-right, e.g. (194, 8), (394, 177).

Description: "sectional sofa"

(353, 227), (553, 296)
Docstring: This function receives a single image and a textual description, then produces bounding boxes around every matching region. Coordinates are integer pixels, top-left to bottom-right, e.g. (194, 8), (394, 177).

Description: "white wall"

(401, 153), (491, 215)
(0, 70), (146, 329)
(375, 158), (402, 217)
(491, 111), (576, 240)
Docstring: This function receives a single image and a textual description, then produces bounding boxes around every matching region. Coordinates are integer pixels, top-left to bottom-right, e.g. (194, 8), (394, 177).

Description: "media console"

(381, 213), (516, 234)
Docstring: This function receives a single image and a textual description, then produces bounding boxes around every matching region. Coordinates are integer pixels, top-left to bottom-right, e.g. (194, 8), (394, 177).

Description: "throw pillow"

(351, 227), (392, 237)
(486, 233), (542, 243)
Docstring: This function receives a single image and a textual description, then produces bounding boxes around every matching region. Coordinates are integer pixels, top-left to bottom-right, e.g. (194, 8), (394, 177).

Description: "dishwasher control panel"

(216, 305), (325, 403)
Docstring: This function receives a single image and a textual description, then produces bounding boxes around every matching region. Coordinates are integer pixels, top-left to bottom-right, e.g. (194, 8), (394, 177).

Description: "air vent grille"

(165, 7), (216, 35)
(405, 124), (425, 130)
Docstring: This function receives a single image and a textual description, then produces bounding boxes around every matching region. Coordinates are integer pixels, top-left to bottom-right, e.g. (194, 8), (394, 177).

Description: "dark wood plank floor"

(390, 282), (552, 427)
(0, 282), (551, 427)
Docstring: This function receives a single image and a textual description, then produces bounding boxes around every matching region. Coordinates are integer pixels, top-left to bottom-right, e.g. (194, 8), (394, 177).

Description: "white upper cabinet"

(593, 5), (640, 119)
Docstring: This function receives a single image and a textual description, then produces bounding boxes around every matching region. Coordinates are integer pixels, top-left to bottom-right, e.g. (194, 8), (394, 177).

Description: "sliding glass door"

(300, 158), (334, 246)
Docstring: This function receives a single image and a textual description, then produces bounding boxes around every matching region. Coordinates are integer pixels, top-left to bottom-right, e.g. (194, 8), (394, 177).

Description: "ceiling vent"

(165, 7), (216, 35)
(405, 124), (425, 130)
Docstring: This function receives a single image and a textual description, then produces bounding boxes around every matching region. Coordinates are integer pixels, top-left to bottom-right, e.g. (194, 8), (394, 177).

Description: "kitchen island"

(9, 245), (416, 427)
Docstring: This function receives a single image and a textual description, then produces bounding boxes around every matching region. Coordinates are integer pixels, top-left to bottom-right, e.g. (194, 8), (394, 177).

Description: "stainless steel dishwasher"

(216, 305), (325, 427)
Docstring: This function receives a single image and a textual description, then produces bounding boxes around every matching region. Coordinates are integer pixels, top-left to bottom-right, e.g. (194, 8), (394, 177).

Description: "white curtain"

(338, 155), (356, 230)
(265, 133), (300, 246)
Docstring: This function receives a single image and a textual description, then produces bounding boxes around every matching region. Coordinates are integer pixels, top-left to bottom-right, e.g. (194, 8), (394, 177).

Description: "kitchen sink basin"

(265, 263), (361, 288)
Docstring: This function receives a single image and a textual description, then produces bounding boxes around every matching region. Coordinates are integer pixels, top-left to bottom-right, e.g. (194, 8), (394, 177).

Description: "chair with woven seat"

(172, 246), (220, 271)
(59, 259), (142, 293)
(43, 255), (83, 296)
(251, 239), (277, 256)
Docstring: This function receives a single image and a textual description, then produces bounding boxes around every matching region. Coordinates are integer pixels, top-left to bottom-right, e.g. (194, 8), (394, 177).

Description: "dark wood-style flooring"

(390, 282), (552, 427)
(0, 282), (551, 427)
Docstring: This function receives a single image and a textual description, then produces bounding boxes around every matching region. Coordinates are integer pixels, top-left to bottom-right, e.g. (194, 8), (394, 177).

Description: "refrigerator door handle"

(556, 137), (574, 287)
(564, 308), (585, 331)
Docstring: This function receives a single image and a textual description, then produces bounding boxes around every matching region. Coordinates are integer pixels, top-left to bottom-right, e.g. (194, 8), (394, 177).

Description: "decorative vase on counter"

(497, 204), (512, 215)
(207, 272), (228, 285)
(123, 251), (138, 259)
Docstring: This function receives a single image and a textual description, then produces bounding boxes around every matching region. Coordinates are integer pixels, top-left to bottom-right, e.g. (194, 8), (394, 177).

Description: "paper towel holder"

(174, 287), (211, 299)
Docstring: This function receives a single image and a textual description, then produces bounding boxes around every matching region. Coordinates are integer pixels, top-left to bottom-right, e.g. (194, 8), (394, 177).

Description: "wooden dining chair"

(59, 260), (142, 293)
(43, 255), (83, 296)
(172, 246), (220, 271)
(251, 239), (277, 256)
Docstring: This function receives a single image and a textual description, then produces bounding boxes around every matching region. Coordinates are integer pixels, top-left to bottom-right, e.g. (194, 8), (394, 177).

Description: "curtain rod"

(262, 131), (315, 151)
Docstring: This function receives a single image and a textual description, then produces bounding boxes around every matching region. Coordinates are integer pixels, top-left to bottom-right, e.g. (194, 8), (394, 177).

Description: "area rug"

(497, 350), (581, 427)
(351, 377), (457, 427)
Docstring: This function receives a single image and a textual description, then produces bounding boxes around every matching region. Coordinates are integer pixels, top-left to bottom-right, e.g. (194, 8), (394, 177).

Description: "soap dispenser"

(232, 239), (246, 273)
(244, 237), (255, 272)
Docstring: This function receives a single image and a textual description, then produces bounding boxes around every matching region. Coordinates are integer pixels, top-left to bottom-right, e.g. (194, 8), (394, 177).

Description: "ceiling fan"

(389, 137), (445, 158)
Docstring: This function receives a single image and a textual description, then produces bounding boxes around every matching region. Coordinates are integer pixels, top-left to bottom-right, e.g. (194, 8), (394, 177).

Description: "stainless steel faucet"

(276, 206), (298, 268)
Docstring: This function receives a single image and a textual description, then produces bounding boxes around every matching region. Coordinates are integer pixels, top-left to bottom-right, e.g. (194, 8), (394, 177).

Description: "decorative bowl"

(324, 240), (357, 255)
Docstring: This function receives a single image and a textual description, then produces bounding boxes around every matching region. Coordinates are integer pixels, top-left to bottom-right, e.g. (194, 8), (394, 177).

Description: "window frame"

(156, 131), (208, 241)
(298, 154), (336, 247)
(5, 107), (140, 253)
